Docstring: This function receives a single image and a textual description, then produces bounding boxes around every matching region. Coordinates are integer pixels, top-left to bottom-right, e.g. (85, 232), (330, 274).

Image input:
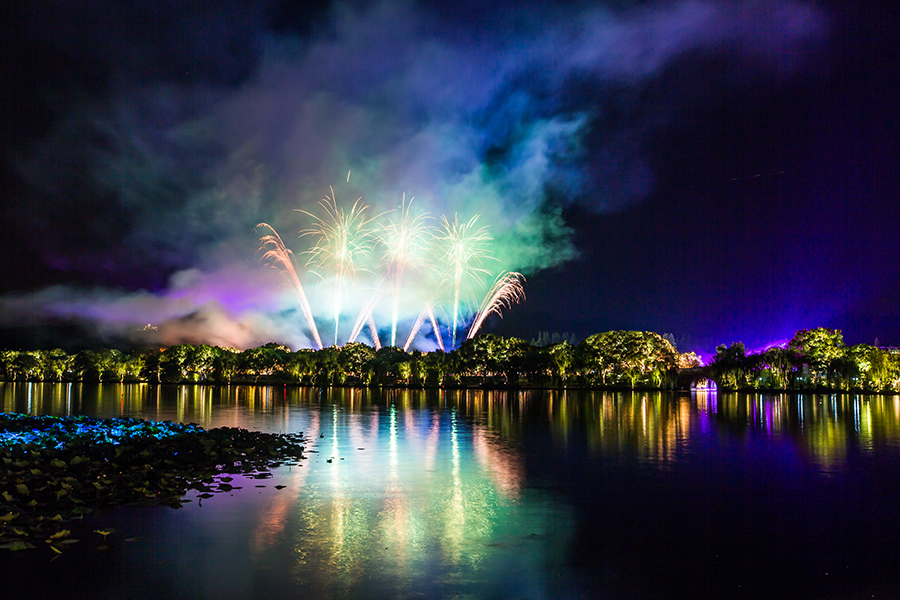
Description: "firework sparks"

(255, 223), (323, 349)
(256, 192), (519, 350)
(403, 310), (427, 352)
(402, 303), (445, 352)
(467, 272), (526, 340)
(299, 189), (377, 346)
(377, 195), (433, 347)
(349, 289), (384, 346)
(434, 214), (493, 349)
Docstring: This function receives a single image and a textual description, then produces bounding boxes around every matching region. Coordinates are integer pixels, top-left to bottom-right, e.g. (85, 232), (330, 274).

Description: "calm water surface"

(3, 383), (900, 599)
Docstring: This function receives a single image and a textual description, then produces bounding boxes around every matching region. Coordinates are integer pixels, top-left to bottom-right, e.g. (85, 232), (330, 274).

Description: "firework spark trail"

(434, 214), (493, 349)
(299, 189), (377, 346)
(402, 302), (445, 352)
(426, 304), (445, 352)
(366, 315), (381, 350)
(349, 289), (384, 344)
(255, 223), (324, 349)
(403, 309), (428, 352)
(467, 272), (526, 340)
(377, 195), (433, 347)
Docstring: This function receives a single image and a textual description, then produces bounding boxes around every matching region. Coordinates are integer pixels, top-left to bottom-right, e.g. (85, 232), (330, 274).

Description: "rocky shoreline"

(0, 413), (306, 552)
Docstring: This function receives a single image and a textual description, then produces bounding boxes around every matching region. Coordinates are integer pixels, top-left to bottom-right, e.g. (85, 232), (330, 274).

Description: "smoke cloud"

(3, 0), (826, 349)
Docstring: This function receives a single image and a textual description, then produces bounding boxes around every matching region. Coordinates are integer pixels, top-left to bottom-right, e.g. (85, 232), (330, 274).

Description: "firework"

(255, 223), (324, 350)
(349, 289), (384, 349)
(403, 303), (445, 352)
(376, 195), (432, 347)
(402, 310), (427, 352)
(299, 188), (377, 346)
(256, 190), (521, 350)
(433, 214), (493, 349)
(467, 272), (526, 340)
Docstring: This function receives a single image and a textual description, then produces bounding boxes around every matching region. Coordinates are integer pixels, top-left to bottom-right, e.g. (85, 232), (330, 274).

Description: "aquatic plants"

(0, 413), (306, 552)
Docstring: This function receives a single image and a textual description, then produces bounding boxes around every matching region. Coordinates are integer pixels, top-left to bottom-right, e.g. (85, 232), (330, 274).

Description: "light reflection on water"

(0, 384), (577, 599)
(5, 383), (900, 472)
(5, 384), (900, 598)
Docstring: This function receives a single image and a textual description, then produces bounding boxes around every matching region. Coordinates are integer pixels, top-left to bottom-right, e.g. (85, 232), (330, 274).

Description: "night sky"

(1, 0), (897, 357)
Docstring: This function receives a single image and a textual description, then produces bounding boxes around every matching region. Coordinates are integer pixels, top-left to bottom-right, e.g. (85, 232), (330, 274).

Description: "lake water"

(2, 383), (900, 599)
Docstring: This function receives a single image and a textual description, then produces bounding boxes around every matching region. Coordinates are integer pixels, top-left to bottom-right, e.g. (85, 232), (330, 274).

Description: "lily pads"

(0, 412), (307, 551)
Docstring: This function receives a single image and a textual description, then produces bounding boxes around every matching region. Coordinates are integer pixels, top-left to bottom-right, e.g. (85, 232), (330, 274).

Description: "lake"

(2, 383), (900, 599)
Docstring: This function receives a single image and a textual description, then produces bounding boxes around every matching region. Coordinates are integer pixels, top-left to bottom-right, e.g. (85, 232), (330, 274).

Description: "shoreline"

(0, 413), (306, 552)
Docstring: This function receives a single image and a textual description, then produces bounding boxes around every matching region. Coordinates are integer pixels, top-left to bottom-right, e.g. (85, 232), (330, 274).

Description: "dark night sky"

(1, 0), (897, 356)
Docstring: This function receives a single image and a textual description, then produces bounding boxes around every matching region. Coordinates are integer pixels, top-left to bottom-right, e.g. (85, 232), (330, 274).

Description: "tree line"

(708, 327), (900, 392)
(1, 327), (898, 392)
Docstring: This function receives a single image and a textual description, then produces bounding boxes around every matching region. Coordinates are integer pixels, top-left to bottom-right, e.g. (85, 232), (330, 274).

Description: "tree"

(845, 344), (900, 392)
(96, 349), (128, 382)
(502, 337), (533, 385)
(42, 349), (72, 382)
(188, 345), (219, 382)
(237, 346), (282, 383)
(708, 342), (751, 391)
(576, 331), (678, 388)
(760, 346), (798, 390)
(284, 350), (316, 384)
(421, 350), (452, 387)
(159, 345), (193, 383)
(546, 341), (575, 386)
(677, 351), (703, 370)
(338, 342), (376, 381)
(12, 352), (42, 381)
(124, 353), (147, 383)
(136, 347), (163, 383)
(456, 334), (506, 378)
(788, 328), (845, 387)
(311, 346), (341, 385)
(74, 350), (102, 382)
(0, 350), (19, 381)
(407, 351), (427, 386)
(213, 349), (239, 384)
(370, 346), (409, 384)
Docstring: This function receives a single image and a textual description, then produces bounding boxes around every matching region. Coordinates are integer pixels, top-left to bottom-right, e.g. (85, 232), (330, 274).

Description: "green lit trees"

(369, 346), (410, 385)
(236, 345), (285, 383)
(576, 331), (678, 389)
(708, 342), (751, 391)
(338, 342), (376, 383)
(546, 341), (576, 386)
(759, 346), (798, 389)
(4, 326), (900, 392)
(788, 327), (845, 387)
(42, 349), (72, 382)
(12, 352), (42, 381)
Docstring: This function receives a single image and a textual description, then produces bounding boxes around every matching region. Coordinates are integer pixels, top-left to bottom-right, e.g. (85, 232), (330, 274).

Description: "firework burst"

(433, 214), (493, 349)
(299, 188), (377, 345)
(376, 195), (433, 347)
(257, 187), (521, 351)
(467, 272), (526, 340)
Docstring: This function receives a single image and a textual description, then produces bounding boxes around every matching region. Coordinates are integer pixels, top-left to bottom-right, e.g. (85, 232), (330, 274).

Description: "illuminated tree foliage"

(576, 331), (678, 389)
(788, 327), (845, 385)
(4, 328), (900, 392)
(708, 342), (752, 391)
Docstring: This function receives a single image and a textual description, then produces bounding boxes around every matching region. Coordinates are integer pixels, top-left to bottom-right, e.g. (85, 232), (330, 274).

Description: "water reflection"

(158, 388), (572, 599)
(5, 383), (900, 475)
(5, 383), (900, 598)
